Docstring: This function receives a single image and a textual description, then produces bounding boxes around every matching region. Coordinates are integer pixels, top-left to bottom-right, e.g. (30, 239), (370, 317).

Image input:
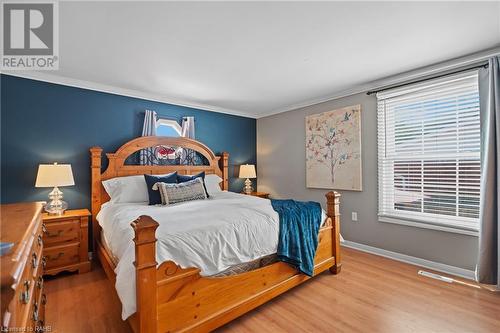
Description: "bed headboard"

(89, 136), (229, 246)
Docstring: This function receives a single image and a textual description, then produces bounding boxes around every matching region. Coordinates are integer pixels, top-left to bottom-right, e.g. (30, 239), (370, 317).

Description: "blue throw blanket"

(270, 199), (322, 276)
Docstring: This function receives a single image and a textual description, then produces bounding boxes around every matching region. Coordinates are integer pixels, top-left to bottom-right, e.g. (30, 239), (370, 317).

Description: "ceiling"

(28, 1), (500, 118)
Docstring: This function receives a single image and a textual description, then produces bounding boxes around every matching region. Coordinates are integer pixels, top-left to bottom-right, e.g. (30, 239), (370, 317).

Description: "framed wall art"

(305, 104), (362, 191)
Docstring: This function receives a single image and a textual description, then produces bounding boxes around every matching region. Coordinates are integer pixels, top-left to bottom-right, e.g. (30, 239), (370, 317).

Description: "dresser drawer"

(28, 297), (43, 330)
(43, 219), (80, 246)
(16, 228), (42, 300)
(31, 220), (44, 274)
(1, 202), (45, 330)
(34, 215), (44, 253)
(37, 293), (46, 328)
(31, 282), (46, 325)
(22, 214), (43, 285)
(33, 275), (43, 304)
(14, 262), (35, 325)
(11, 248), (40, 327)
(43, 243), (80, 269)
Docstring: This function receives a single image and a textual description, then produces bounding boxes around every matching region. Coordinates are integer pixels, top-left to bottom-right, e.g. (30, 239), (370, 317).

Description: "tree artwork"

(305, 105), (362, 191)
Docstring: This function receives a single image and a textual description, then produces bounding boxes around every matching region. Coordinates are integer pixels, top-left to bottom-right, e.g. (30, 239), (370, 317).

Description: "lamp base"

(45, 187), (68, 216)
(243, 178), (253, 195)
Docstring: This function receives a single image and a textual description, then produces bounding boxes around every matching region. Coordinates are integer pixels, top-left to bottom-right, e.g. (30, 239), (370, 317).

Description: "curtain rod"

(140, 112), (195, 121)
(366, 62), (489, 96)
(156, 115), (196, 122)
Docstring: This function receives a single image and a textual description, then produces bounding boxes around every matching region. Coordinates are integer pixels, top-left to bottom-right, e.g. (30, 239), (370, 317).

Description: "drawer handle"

(41, 293), (47, 305)
(19, 280), (30, 304)
(31, 252), (38, 269)
(20, 291), (29, 304)
(37, 234), (43, 247)
(37, 276), (44, 289)
(32, 302), (39, 322)
(42, 223), (47, 233)
(48, 252), (65, 260)
(46, 230), (63, 238)
(42, 256), (47, 269)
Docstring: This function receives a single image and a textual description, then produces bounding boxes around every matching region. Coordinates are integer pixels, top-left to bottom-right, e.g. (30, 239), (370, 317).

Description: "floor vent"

(418, 270), (453, 283)
(418, 270), (481, 289)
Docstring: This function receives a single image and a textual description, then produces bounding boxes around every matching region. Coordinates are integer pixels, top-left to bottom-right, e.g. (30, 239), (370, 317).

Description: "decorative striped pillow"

(152, 178), (207, 205)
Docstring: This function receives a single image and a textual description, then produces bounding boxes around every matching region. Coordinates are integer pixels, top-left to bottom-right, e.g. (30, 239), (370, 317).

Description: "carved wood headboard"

(89, 136), (229, 248)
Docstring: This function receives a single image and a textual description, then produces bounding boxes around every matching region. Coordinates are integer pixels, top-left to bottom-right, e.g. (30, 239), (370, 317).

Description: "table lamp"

(239, 164), (256, 194)
(35, 163), (75, 215)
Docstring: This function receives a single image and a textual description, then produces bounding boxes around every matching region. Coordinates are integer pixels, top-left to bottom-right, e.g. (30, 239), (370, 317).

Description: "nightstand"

(243, 191), (270, 199)
(42, 209), (91, 275)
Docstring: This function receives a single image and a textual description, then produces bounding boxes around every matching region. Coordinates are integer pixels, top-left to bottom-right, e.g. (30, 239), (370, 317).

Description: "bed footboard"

(130, 191), (341, 333)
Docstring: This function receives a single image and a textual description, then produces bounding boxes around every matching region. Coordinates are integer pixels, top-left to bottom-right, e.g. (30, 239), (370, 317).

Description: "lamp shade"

(35, 163), (75, 187)
(239, 164), (256, 179)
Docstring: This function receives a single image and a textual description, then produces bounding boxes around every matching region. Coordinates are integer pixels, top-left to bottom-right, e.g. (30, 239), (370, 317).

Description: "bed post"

(326, 191), (342, 274)
(220, 152), (229, 190)
(132, 216), (159, 333)
(90, 147), (102, 253)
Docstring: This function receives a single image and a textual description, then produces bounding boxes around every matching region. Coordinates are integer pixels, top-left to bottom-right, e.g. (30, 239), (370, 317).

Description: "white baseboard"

(341, 240), (475, 280)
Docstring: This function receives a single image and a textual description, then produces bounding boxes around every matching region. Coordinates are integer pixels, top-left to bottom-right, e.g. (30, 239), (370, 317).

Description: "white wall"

(257, 92), (478, 270)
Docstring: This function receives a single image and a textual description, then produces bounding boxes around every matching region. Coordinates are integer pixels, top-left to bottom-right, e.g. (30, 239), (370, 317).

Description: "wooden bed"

(90, 136), (342, 333)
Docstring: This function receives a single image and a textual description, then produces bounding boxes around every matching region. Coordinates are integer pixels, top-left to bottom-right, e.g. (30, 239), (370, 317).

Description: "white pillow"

(153, 178), (207, 205)
(204, 174), (223, 196)
(102, 175), (148, 203)
(102, 173), (223, 203)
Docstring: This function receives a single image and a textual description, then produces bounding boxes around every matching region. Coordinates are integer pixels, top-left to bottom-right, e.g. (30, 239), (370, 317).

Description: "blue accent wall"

(1, 74), (256, 208)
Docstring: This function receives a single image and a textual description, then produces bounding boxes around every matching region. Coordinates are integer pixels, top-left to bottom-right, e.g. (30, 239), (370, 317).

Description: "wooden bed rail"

(130, 191), (341, 333)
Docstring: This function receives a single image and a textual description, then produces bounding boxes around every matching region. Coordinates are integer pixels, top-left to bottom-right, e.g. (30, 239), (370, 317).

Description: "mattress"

(100, 231), (277, 277)
(97, 191), (327, 319)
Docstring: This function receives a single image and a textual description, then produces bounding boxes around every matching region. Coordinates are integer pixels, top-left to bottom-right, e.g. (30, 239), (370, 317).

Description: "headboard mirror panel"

(90, 136), (229, 247)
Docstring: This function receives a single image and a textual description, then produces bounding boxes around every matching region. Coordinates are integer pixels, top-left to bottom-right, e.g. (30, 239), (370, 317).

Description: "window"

(156, 118), (182, 137)
(377, 71), (480, 232)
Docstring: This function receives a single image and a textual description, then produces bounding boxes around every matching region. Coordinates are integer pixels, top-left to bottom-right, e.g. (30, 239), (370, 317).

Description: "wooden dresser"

(1, 202), (47, 331)
(42, 209), (91, 275)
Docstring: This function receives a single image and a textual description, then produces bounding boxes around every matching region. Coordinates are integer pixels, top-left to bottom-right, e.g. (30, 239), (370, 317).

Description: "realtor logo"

(2, 1), (59, 70)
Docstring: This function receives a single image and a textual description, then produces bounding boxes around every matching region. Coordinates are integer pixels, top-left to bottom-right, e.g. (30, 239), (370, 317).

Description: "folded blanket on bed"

(270, 199), (322, 276)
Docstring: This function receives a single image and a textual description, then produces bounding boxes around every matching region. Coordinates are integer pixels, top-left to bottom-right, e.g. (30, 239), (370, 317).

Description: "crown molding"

(0, 71), (256, 119)
(255, 46), (500, 119)
(2, 46), (499, 120)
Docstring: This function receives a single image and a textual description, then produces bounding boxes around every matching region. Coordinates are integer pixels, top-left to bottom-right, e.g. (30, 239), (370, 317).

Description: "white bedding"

(97, 191), (326, 320)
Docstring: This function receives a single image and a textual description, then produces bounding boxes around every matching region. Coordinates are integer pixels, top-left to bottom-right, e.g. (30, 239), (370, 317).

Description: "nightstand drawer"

(43, 219), (79, 245)
(43, 243), (80, 269)
(42, 208), (91, 276)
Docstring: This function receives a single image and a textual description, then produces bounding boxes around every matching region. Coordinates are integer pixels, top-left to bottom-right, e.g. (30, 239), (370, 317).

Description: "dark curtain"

(476, 56), (500, 289)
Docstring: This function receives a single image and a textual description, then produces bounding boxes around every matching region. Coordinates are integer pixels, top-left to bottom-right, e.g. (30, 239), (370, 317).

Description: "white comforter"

(98, 192), (277, 319)
(98, 192), (326, 319)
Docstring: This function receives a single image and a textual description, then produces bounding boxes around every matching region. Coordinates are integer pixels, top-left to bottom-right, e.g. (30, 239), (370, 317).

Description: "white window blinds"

(377, 71), (480, 231)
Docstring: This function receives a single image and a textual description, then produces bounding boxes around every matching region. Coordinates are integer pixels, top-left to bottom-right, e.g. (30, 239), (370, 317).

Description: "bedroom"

(0, 1), (499, 332)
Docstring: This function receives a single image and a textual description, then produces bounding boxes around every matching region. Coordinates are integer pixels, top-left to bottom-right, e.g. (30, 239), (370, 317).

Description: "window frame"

(376, 71), (481, 236)
(156, 118), (182, 137)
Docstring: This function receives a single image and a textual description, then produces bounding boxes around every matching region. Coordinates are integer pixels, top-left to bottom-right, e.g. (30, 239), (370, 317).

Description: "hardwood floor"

(44, 248), (499, 333)
(43, 266), (130, 333)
